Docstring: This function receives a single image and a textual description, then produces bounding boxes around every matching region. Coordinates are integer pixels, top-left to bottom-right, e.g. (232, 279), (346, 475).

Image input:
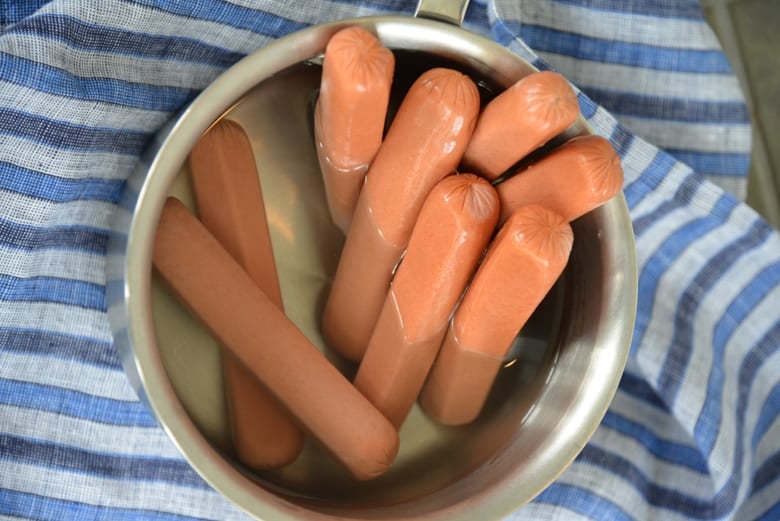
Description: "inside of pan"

(149, 50), (591, 509)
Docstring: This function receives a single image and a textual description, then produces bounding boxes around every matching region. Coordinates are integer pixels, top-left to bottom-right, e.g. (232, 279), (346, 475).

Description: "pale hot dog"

(496, 135), (624, 224)
(153, 198), (399, 480)
(463, 71), (579, 180)
(353, 174), (499, 428)
(323, 68), (481, 362)
(188, 119), (304, 469)
(315, 26), (395, 232)
(419, 205), (573, 425)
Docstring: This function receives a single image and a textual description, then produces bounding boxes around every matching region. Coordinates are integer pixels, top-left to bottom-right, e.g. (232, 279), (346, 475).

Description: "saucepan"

(106, 0), (638, 519)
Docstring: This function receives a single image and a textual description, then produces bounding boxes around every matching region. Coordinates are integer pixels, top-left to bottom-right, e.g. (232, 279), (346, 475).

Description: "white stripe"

(0, 460), (246, 520)
(730, 468), (780, 521)
(673, 232), (777, 486)
(590, 422), (715, 501)
(629, 162), (713, 241)
(628, 185), (729, 419)
(626, 185), (685, 235)
(0, 404), (180, 459)
(740, 344), (780, 495)
(541, 54), (745, 103)
(6, 34), (225, 90)
(709, 283), (780, 492)
(707, 177), (747, 201)
(585, 102), (690, 194)
(587, 104), (620, 138)
(554, 460), (698, 521)
(0, 245), (105, 285)
(756, 416), (780, 469)
(672, 227), (780, 458)
(231, 0), (492, 39)
(639, 202), (749, 385)
(0, 135), (138, 180)
(616, 133), (657, 187)
(503, 35), (538, 66)
(506, 503), (594, 520)
(612, 116), (750, 155)
(227, 0), (387, 24)
(505, 0), (723, 50)
(0, 352), (136, 401)
(0, 83), (168, 132)
(35, 0), (272, 55)
(0, 302), (110, 342)
(0, 190), (115, 229)
(610, 369), (695, 446)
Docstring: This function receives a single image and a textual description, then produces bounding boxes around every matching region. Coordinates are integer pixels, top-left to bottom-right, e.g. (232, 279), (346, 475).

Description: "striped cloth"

(0, 1), (776, 520)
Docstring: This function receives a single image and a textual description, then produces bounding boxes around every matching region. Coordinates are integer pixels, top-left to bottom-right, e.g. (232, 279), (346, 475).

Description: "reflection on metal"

(414, 0), (471, 26)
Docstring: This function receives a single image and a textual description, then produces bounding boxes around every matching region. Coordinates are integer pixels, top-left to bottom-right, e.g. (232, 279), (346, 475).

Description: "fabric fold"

(0, 1), (776, 520)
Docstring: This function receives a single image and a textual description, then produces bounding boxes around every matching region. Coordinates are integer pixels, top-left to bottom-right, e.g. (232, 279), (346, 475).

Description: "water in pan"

(150, 52), (564, 507)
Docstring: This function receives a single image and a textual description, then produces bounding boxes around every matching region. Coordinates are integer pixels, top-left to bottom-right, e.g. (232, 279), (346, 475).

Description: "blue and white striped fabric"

(0, 1), (776, 520)
(490, 0), (753, 198)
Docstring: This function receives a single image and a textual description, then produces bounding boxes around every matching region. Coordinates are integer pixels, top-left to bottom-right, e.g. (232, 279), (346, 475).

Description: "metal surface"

(106, 4), (637, 521)
(414, 0), (470, 25)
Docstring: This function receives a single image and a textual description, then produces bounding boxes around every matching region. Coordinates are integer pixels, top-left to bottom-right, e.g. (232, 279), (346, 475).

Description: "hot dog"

(322, 68), (481, 362)
(188, 119), (304, 469)
(353, 174), (499, 428)
(315, 26), (395, 233)
(496, 135), (624, 224)
(153, 198), (399, 480)
(419, 205), (573, 425)
(462, 71), (579, 180)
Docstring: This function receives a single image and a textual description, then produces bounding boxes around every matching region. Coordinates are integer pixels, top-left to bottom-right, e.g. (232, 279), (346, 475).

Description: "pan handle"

(414, 0), (470, 26)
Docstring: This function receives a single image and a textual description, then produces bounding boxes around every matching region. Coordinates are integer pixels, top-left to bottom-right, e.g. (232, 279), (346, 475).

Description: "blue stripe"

(0, 434), (207, 489)
(623, 150), (676, 211)
(608, 124), (635, 159)
(508, 23), (732, 74)
(464, 0), (490, 28)
(632, 195), (739, 358)
(128, 0), (308, 36)
(752, 449), (780, 494)
(549, 0), (706, 20)
(329, 0), (490, 28)
(10, 14), (244, 67)
(756, 500), (780, 521)
(697, 263), (780, 454)
(0, 107), (150, 154)
(325, 0), (416, 14)
(752, 382), (780, 452)
(631, 169), (704, 238)
(699, 320), (780, 513)
(0, 489), (211, 521)
(0, 274), (105, 310)
(618, 370), (668, 411)
(0, 218), (108, 254)
(535, 482), (634, 521)
(643, 313), (780, 518)
(658, 218), (774, 401)
(1, 1), (50, 26)
(330, 0), (490, 28)
(576, 444), (733, 516)
(667, 150), (752, 177)
(578, 91), (599, 119)
(0, 379), (157, 427)
(584, 87), (750, 124)
(0, 328), (119, 368)
(0, 53), (195, 111)
(0, 161), (124, 203)
(601, 411), (708, 473)
(490, 18), (516, 48)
